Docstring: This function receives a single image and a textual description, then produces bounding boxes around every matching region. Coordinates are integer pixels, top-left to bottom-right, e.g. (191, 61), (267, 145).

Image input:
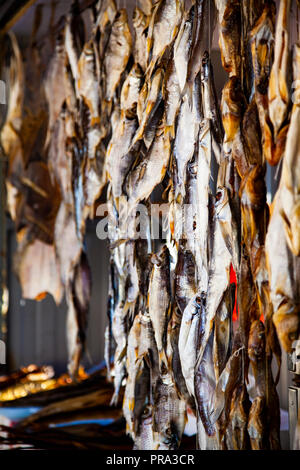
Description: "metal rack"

(288, 340), (300, 449)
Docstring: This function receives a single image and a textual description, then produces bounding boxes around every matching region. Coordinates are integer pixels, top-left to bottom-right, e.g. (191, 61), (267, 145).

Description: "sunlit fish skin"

(173, 6), (194, 94)
(166, 305), (196, 411)
(44, 33), (67, 149)
(120, 64), (144, 116)
(173, 91), (200, 201)
(132, 67), (164, 146)
(126, 122), (171, 217)
(111, 299), (127, 406)
(1, 33), (24, 221)
(268, 0), (291, 140)
(64, 8), (85, 87)
(279, 44), (300, 257)
(250, 2), (276, 165)
(133, 405), (154, 450)
(123, 313), (149, 439)
(178, 294), (202, 398)
(215, 0), (241, 77)
(138, 0), (153, 17)
(266, 192), (300, 353)
(226, 383), (251, 450)
(163, 58), (181, 138)
(152, 374), (187, 450)
(146, 0), (183, 75)
(77, 41), (100, 127)
(195, 187), (232, 369)
(133, 7), (150, 72)
(94, 0), (117, 59)
(148, 246), (171, 373)
(103, 9), (132, 102)
(185, 0), (216, 98)
(106, 114), (138, 202)
(174, 243), (197, 315)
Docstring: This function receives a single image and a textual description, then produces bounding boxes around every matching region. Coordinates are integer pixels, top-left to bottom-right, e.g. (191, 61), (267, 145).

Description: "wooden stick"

(0, 0), (39, 35)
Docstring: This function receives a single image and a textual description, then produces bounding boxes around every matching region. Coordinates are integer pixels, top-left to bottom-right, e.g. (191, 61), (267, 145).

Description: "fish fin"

(181, 81), (193, 108)
(109, 238), (129, 250)
(164, 124), (175, 139)
(158, 349), (169, 375)
(116, 345), (127, 364)
(110, 390), (119, 407)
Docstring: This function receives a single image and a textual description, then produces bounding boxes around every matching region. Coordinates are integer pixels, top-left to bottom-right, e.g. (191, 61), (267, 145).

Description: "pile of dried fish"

(1, 0), (300, 451)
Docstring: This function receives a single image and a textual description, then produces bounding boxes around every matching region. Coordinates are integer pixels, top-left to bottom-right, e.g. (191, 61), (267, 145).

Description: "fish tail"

(146, 37), (152, 57)
(158, 349), (169, 375)
(110, 390), (119, 407)
(181, 81), (193, 108)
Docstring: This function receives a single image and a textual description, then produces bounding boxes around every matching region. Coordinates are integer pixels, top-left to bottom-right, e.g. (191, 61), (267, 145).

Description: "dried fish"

(126, 122), (171, 216)
(103, 9), (132, 102)
(250, 2), (276, 165)
(268, 0), (291, 139)
(173, 6), (194, 94)
(106, 114), (138, 202)
(279, 44), (300, 256)
(133, 8), (150, 73)
(148, 246), (171, 372)
(185, 0), (216, 97)
(120, 64), (144, 116)
(147, 0), (183, 75)
(266, 192), (300, 353)
(215, 0), (241, 77)
(178, 294), (202, 398)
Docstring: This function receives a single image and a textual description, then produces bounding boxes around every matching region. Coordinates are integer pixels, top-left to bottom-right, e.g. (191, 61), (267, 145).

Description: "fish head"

(273, 301), (300, 353)
(248, 320), (266, 362)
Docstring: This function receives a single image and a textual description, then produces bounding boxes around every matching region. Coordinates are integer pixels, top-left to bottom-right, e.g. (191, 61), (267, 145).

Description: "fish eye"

(289, 332), (297, 341)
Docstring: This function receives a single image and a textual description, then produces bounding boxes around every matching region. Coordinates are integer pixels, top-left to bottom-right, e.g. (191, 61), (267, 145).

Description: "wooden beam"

(0, 0), (39, 36)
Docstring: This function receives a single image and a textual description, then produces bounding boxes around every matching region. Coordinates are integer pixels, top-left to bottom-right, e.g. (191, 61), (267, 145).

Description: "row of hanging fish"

(1, 0), (300, 450)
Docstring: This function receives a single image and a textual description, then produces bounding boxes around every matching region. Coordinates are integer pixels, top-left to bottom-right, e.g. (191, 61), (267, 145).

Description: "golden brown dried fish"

(163, 58), (181, 138)
(133, 67), (164, 145)
(215, 0), (241, 77)
(126, 122), (171, 216)
(123, 312), (150, 438)
(173, 6), (194, 94)
(106, 114), (138, 202)
(1, 33), (24, 221)
(65, 3), (85, 86)
(103, 9), (132, 102)
(227, 383), (251, 450)
(195, 294), (219, 449)
(152, 374), (187, 450)
(120, 64), (144, 116)
(268, 0), (291, 139)
(67, 251), (91, 378)
(247, 396), (266, 450)
(174, 243), (197, 315)
(185, 0), (216, 97)
(266, 192), (300, 353)
(133, 7), (150, 72)
(250, 2), (276, 165)
(279, 44), (300, 256)
(166, 305), (195, 410)
(178, 294), (202, 399)
(147, 0), (183, 75)
(18, 238), (63, 305)
(138, 0), (153, 17)
(94, 0), (117, 59)
(44, 34), (66, 145)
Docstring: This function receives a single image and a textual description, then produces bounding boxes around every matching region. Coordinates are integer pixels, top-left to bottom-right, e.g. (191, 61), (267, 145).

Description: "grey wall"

(7, 221), (110, 374)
